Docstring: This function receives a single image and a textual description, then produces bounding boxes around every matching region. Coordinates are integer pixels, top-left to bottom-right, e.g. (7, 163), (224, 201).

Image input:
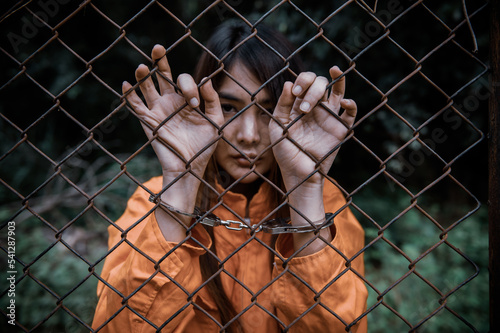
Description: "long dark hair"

(193, 20), (304, 332)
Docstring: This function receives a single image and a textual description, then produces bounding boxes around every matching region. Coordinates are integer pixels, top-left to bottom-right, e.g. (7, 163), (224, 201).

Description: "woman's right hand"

(122, 45), (224, 179)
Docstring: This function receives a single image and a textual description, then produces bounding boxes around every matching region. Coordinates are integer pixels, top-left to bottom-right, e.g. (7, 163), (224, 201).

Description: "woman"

(92, 21), (367, 332)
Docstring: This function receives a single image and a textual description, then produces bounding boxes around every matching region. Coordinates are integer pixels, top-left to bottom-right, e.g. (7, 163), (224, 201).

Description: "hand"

(269, 66), (357, 190)
(122, 45), (224, 179)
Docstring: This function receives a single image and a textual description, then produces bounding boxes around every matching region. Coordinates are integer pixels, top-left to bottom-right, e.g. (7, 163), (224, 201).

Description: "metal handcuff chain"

(149, 194), (334, 234)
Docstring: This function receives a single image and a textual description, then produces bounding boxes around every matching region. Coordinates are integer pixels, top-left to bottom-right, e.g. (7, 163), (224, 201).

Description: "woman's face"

(213, 62), (275, 184)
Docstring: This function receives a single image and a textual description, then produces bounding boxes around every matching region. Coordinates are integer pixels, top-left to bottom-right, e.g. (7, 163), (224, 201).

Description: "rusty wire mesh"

(0, 0), (491, 332)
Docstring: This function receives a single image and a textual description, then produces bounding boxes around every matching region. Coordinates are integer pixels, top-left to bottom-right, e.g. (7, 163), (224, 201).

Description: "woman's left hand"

(269, 66), (357, 190)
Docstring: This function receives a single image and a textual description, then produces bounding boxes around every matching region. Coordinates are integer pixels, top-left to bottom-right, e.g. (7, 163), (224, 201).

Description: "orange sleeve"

(91, 178), (211, 332)
(272, 180), (368, 332)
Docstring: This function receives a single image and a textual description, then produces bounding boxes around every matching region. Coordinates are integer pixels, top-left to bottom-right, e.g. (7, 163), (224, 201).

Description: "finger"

(291, 71), (316, 97)
(122, 81), (148, 114)
(123, 81), (155, 137)
(340, 99), (357, 128)
(177, 73), (200, 108)
(273, 81), (295, 124)
(299, 76), (329, 113)
(135, 64), (160, 108)
(200, 78), (223, 125)
(323, 89), (328, 101)
(151, 44), (175, 95)
(328, 66), (345, 106)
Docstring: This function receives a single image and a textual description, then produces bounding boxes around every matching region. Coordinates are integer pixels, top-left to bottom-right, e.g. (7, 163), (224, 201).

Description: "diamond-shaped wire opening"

(355, 37), (420, 94)
(57, 209), (110, 262)
(330, 135), (384, 193)
(0, 7), (58, 58)
(120, 3), (190, 52)
(89, 39), (146, 91)
(53, 72), (126, 132)
(0, 140), (60, 205)
(381, 207), (444, 258)
(413, 241), (479, 295)
(360, 105), (416, 161)
(366, 299), (412, 332)
(351, 172), (413, 228)
(414, 176), (480, 226)
(19, 40), (88, 98)
(388, 4), (454, 61)
(385, 73), (451, 129)
(56, 6), (122, 62)
(420, 42), (487, 97)
(17, 176), (92, 232)
(384, 138), (463, 195)
(365, 235), (414, 292)
(0, 72), (57, 130)
(321, 1), (389, 60)
(379, 271), (454, 330)
(420, 105), (486, 164)
(24, 241), (94, 299)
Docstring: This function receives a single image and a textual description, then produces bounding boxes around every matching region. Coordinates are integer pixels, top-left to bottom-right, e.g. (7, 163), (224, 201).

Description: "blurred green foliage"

(0, 0), (490, 332)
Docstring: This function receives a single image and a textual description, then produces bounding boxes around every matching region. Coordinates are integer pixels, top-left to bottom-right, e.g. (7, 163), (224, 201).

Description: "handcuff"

(149, 194), (334, 234)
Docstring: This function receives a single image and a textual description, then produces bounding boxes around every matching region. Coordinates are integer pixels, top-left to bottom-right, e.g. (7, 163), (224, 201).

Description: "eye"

(221, 104), (236, 113)
(260, 108), (272, 118)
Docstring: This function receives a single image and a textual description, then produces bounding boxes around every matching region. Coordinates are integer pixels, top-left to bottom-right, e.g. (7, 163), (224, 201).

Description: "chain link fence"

(0, 0), (492, 332)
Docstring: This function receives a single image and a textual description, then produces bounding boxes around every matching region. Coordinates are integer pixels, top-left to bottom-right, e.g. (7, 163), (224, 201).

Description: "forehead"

(218, 62), (270, 101)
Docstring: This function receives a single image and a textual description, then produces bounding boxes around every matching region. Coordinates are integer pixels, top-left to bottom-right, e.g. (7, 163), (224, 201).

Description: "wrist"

(282, 170), (324, 193)
(287, 179), (324, 205)
(287, 185), (325, 227)
(151, 172), (201, 241)
(160, 172), (201, 214)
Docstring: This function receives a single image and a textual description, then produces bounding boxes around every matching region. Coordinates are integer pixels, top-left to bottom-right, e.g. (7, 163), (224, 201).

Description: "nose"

(235, 108), (261, 145)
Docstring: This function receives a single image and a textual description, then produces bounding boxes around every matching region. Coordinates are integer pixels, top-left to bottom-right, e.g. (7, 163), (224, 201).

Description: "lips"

(233, 153), (258, 167)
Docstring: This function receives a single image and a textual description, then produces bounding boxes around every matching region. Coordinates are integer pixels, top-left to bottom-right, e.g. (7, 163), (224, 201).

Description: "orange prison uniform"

(92, 176), (368, 332)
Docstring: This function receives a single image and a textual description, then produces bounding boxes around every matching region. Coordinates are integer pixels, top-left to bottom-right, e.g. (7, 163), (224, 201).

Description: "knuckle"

(318, 76), (329, 85)
(298, 71), (316, 83)
(177, 73), (190, 82)
(304, 71), (317, 81)
(177, 74), (195, 90)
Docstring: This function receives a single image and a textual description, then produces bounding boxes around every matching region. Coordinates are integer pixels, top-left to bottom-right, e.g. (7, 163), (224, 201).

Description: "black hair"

(195, 20), (304, 106)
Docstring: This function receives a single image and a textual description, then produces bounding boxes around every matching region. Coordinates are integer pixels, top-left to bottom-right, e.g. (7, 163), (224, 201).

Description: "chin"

(231, 167), (271, 183)
(239, 173), (261, 183)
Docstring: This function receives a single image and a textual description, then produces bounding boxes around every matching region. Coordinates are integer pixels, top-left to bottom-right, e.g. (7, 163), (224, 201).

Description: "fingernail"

(190, 97), (199, 107)
(300, 101), (310, 112)
(292, 85), (302, 95)
(122, 81), (130, 91)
